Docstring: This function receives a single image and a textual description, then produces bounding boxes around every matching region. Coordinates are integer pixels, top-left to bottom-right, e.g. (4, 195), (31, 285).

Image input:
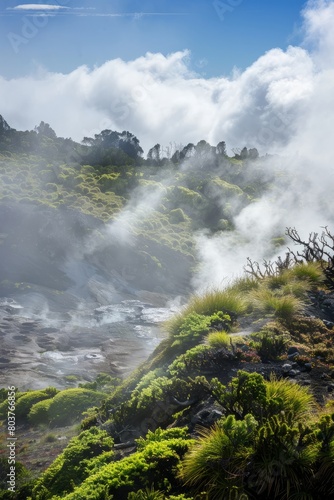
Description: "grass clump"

(290, 261), (324, 284)
(206, 330), (230, 348)
(265, 376), (316, 422)
(250, 287), (305, 322)
(166, 288), (246, 342)
(181, 414), (257, 499)
(188, 288), (247, 317)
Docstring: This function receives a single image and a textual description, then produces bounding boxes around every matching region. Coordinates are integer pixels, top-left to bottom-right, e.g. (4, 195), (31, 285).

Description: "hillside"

(0, 117), (334, 499)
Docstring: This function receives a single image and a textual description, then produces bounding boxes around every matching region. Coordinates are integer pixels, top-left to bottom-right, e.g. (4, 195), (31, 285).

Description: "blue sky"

(1, 0), (307, 78)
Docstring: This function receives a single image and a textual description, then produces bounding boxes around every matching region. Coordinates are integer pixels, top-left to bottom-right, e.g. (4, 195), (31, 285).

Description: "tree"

(147, 143), (161, 164)
(195, 140), (214, 157)
(216, 140), (227, 156)
(240, 147), (248, 160)
(82, 129), (143, 159)
(171, 150), (181, 164)
(248, 148), (259, 160)
(180, 143), (195, 160)
(0, 114), (12, 134)
(35, 121), (57, 140)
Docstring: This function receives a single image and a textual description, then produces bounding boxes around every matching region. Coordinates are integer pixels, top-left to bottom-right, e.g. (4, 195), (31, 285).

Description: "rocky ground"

(0, 292), (179, 391)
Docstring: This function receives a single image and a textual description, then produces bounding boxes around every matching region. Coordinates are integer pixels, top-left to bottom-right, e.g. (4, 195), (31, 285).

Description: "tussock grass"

(227, 276), (260, 294)
(282, 280), (310, 298)
(265, 273), (290, 290)
(290, 261), (324, 284)
(181, 415), (256, 499)
(166, 287), (247, 338)
(187, 288), (248, 317)
(250, 288), (305, 322)
(206, 330), (230, 348)
(265, 376), (316, 422)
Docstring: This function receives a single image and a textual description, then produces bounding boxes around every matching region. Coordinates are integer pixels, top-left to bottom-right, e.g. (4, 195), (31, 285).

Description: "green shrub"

(212, 371), (315, 423)
(32, 427), (114, 498)
(0, 387), (59, 421)
(250, 324), (290, 361)
(44, 433), (57, 443)
(169, 208), (186, 224)
(212, 371), (268, 420)
(314, 413), (334, 496)
(29, 388), (105, 427)
(169, 312), (212, 347)
(28, 398), (53, 426)
(52, 428), (194, 500)
(168, 345), (212, 376)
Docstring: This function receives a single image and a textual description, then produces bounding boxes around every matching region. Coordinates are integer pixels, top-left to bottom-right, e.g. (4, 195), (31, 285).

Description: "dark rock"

(304, 363), (313, 371)
(327, 385), (334, 393)
(288, 346), (299, 355)
(191, 408), (223, 427)
(288, 352), (299, 360)
(282, 363), (292, 373)
(300, 380), (311, 386)
(288, 369), (300, 377)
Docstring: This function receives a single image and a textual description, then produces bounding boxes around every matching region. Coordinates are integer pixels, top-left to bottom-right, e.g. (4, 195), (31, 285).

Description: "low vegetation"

(0, 117), (334, 499)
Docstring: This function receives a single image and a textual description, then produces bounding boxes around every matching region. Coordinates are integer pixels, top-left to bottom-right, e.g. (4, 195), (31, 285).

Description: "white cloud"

(11, 4), (69, 10)
(1, 0), (331, 156)
(0, 45), (315, 153)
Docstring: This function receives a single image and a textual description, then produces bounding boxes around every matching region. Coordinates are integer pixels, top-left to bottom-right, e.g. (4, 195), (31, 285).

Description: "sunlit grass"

(265, 376), (316, 422)
(187, 288), (248, 317)
(166, 287), (248, 338)
(290, 261), (324, 284)
(228, 275), (260, 292)
(282, 280), (310, 298)
(250, 287), (305, 322)
(206, 330), (230, 348)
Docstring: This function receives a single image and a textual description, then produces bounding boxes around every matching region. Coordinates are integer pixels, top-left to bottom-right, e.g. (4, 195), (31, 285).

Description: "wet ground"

(0, 295), (179, 390)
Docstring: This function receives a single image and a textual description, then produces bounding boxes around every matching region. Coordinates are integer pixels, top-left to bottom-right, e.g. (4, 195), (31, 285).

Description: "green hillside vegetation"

(0, 118), (334, 499)
(2, 248), (331, 499)
(0, 118), (275, 268)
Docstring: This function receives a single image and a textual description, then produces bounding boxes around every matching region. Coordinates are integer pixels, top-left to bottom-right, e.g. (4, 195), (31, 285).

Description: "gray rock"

(282, 363), (292, 373)
(288, 369), (300, 377)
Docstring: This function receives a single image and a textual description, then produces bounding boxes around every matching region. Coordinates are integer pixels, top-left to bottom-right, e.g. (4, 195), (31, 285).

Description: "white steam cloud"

(1, 0), (334, 290)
